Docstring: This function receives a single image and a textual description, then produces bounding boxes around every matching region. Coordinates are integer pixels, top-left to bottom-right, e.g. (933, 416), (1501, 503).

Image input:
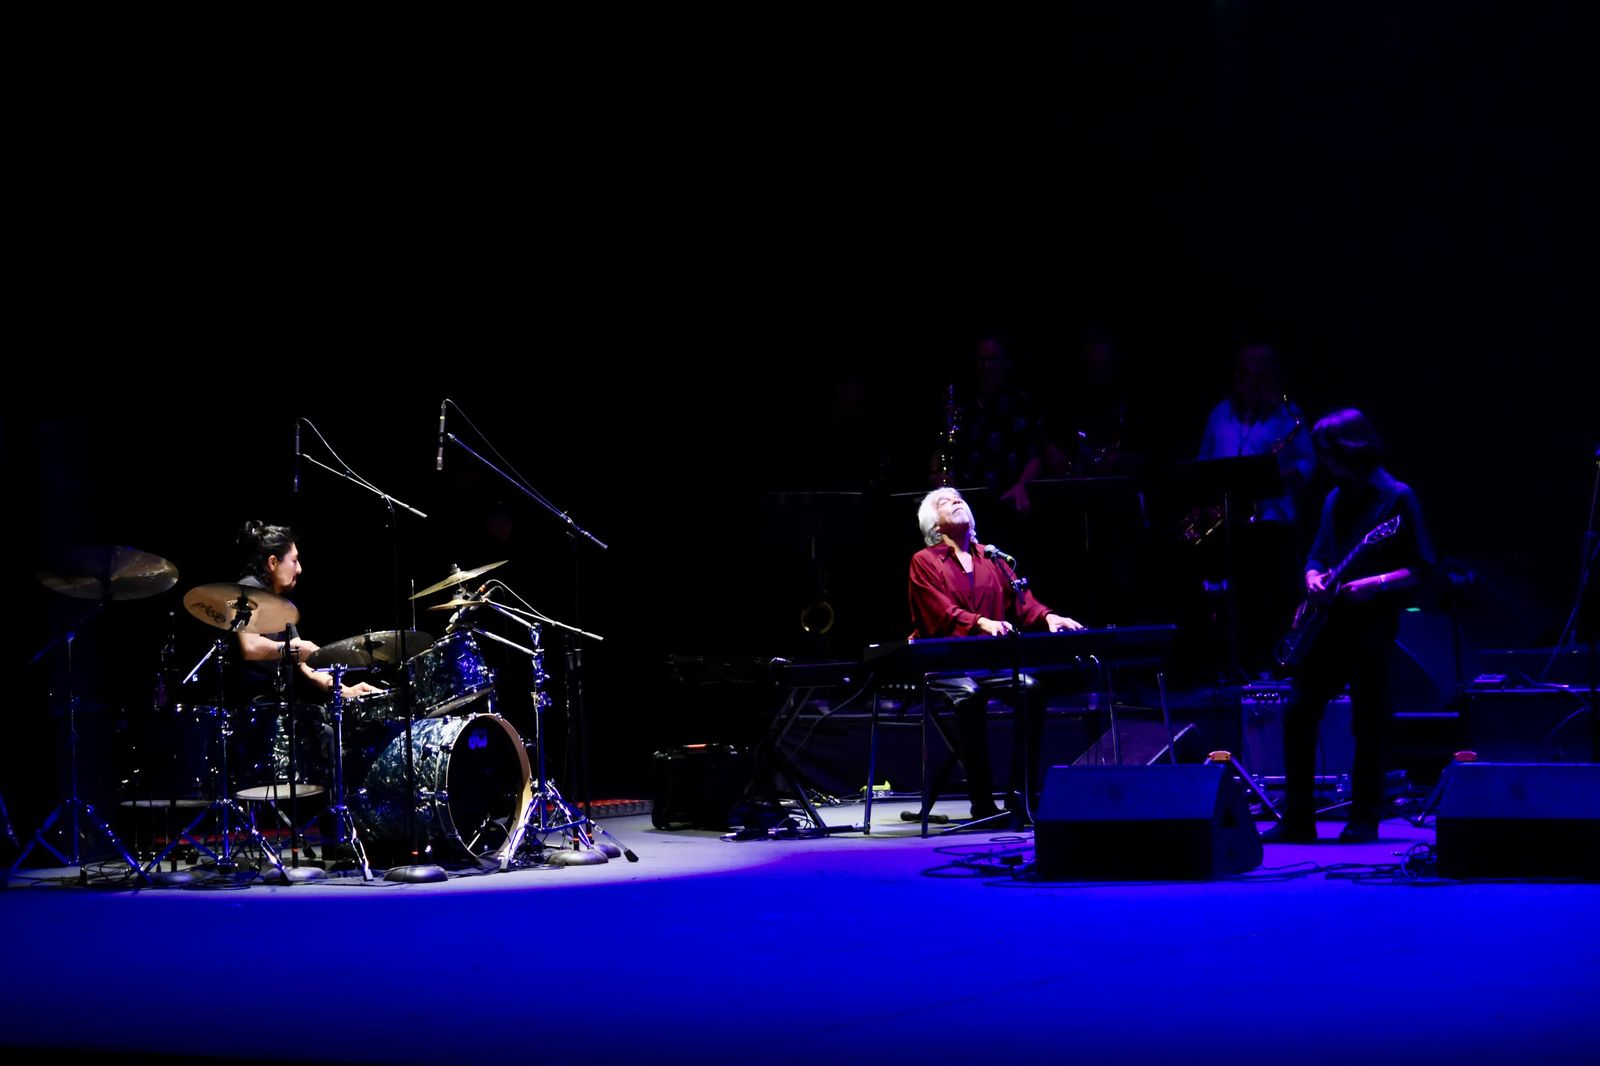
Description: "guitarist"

(1263, 409), (1435, 844)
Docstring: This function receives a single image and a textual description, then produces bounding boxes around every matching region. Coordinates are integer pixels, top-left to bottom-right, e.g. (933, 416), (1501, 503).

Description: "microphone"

(436, 400), (448, 471)
(985, 544), (1018, 569)
(293, 420), (301, 494)
(445, 582), (491, 633)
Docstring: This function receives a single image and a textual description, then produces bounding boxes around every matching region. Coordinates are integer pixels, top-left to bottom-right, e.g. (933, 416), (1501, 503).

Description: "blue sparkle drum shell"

(407, 631), (495, 718)
(350, 712), (531, 866)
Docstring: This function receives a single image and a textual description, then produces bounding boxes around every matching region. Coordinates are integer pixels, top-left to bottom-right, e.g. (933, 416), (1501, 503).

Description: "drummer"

(232, 521), (385, 792)
(233, 520), (383, 704)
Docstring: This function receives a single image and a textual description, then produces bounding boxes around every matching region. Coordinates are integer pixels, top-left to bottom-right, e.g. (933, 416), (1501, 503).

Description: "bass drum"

(351, 713), (530, 867)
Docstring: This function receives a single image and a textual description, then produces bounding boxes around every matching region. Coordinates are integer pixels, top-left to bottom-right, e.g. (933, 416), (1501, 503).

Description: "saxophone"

(934, 383), (961, 487)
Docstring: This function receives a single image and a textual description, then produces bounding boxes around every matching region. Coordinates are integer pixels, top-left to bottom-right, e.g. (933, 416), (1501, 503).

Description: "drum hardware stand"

(300, 418), (443, 883)
(382, 645), (448, 883)
(144, 632), (286, 884)
(318, 665), (372, 879)
(459, 598), (634, 869)
(256, 627), (326, 883)
(10, 601), (145, 883)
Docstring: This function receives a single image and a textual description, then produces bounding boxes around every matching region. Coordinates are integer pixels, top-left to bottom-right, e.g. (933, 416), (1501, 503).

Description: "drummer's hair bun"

(237, 521), (296, 580)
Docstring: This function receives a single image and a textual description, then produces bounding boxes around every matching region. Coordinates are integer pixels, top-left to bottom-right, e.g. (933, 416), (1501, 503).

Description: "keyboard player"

(907, 488), (1083, 821)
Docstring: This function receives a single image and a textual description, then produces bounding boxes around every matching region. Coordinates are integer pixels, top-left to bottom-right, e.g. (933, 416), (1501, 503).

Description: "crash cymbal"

(308, 630), (435, 669)
(183, 583), (300, 635)
(38, 545), (180, 602)
(410, 560), (508, 600)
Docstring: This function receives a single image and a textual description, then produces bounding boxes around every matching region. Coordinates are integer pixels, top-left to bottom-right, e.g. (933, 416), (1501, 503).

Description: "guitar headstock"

(1364, 515), (1402, 545)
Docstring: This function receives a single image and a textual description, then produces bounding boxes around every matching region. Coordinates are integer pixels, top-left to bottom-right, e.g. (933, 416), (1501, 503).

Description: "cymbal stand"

(462, 593), (635, 868)
(145, 633), (285, 881)
(10, 601), (144, 881)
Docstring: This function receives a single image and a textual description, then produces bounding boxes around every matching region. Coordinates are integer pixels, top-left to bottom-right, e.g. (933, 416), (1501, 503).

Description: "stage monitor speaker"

(1435, 762), (1600, 880)
(1034, 763), (1262, 881)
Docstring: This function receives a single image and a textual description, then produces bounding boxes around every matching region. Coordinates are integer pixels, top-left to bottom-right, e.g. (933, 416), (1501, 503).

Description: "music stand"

(1167, 455), (1282, 683)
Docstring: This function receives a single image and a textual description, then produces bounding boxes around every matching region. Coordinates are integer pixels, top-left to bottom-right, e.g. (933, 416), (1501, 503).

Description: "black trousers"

(926, 672), (1042, 807)
(1281, 612), (1398, 824)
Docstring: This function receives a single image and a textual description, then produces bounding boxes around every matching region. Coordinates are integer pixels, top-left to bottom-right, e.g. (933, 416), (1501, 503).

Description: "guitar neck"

(1329, 515), (1400, 585)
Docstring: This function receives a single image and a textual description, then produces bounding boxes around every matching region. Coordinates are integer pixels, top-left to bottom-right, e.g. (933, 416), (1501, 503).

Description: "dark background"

(3, 3), (1594, 821)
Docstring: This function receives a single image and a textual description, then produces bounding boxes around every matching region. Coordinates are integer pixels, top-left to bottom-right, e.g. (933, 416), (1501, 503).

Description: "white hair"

(917, 488), (975, 547)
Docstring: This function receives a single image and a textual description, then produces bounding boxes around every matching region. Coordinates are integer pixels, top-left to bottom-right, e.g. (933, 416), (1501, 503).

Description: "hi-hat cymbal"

(38, 546), (180, 602)
(426, 597), (485, 611)
(308, 630), (435, 669)
(410, 560), (508, 600)
(183, 584), (300, 635)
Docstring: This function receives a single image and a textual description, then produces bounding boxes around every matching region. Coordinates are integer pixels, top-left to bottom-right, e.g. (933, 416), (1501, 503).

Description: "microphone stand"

(443, 432), (607, 551)
(442, 423), (610, 835)
(942, 548), (1034, 837)
(1011, 577), (1038, 829)
(298, 424), (443, 883)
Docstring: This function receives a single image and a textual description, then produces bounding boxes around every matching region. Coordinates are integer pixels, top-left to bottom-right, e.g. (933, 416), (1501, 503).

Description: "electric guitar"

(1273, 514), (1402, 669)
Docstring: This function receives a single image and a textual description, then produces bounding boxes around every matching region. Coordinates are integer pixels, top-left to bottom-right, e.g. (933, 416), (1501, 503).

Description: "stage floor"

(3, 800), (1597, 1066)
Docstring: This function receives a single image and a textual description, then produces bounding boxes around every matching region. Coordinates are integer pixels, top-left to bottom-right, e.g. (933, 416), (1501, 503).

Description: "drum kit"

(10, 546), (629, 885)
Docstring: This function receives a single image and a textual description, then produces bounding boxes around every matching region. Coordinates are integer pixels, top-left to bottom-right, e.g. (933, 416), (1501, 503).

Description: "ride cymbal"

(308, 630), (435, 669)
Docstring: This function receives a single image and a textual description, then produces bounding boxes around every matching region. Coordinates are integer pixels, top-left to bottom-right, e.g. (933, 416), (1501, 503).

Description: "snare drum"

(234, 700), (329, 803)
(341, 689), (400, 728)
(350, 712), (531, 866)
(407, 631), (495, 717)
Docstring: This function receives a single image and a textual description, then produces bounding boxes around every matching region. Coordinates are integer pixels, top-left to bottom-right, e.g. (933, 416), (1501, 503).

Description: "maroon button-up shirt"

(908, 542), (1052, 639)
